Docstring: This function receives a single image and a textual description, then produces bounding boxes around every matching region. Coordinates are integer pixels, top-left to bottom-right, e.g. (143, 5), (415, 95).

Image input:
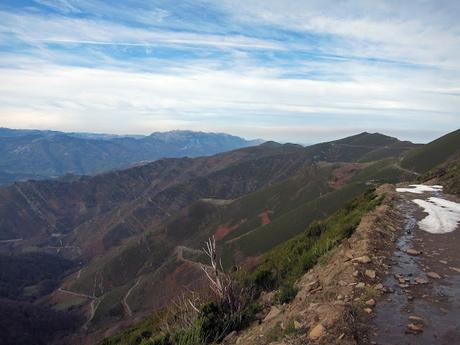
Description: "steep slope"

(0, 143), (309, 247)
(0, 129), (262, 185)
(423, 158), (460, 195)
(98, 186), (391, 345)
(0, 132), (417, 343)
(401, 128), (460, 173)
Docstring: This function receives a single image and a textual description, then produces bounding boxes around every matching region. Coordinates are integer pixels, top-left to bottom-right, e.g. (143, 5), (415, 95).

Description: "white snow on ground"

(413, 197), (460, 234)
(396, 184), (443, 194)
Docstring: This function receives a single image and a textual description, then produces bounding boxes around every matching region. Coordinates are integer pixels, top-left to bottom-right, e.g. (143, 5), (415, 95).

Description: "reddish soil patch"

(330, 163), (363, 189)
(258, 210), (272, 226)
(214, 219), (247, 241)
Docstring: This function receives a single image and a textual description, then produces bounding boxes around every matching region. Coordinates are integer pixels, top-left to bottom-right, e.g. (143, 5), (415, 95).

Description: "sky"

(0, 0), (459, 144)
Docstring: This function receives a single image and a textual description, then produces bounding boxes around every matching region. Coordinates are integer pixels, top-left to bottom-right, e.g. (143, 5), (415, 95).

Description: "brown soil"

(258, 210), (272, 226)
(226, 185), (397, 345)
(369, 187), (460, 345)
(215, 219), (247, 241)
(329, 163), (363, 189)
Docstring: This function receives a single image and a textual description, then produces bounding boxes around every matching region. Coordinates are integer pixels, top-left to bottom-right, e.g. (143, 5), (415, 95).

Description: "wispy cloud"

(0, 0), (459, 143)
(34, 0), (80, 14)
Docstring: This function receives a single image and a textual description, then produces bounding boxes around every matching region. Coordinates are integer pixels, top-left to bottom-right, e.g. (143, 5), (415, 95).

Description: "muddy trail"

(370, 186), (460, 345)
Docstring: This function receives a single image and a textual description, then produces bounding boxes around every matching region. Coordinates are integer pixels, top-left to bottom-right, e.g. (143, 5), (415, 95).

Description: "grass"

(248, 188), (382, 291)
(53, 296), (86, 311)
(351, 159), (416, 184)
(98, 189), (382, 345)
(401, 128), (460, 173)
(224, 182), (369, 263)
(422, 158), (460, 196)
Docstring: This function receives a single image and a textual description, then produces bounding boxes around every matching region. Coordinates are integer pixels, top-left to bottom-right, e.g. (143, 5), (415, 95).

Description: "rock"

(356, 282), (366, 288)
(337, 294), (344, 300)
(263, 306), (282, 322)
(427, 272), (441, 279)
(409, 315), (424, 323)
(365, 269), (376, 279)
(294, 320), (303, 330)
(260, 291), (276, 305)
(375, 283), (384, 290)
(353, 270), (359, 277)
(406, 323), (424, 334)
(364, 308), (373, 314)
(345, 250), (354, 259)
(415, 277), (428, 284)
(406, 249), (421, 256)
(366, 298), (376, 307)
(308, 324), (326, 340)
(439, 260), (448, 264)
(223, 331), (237, 344)
(352, 256), (372, 264)
(338, 280), (348, 286)
(449, 266), (460, 273)
(307, 280), (320, 291)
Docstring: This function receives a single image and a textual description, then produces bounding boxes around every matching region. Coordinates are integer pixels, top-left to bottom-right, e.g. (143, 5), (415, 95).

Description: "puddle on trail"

(371, 190), (460, 345)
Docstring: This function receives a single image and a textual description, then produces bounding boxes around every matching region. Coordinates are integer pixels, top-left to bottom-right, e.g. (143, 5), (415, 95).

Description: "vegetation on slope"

(0, 298), (83, 345)
(422, 158), (460, 196)
(401, 128), (460, 173)
(0, 129), (260, 185)
(248, 188), (382, 292)
(0, 253), (82, 345)
(99, 189), (382, 345)
(224, 182), (369, 261)
(0, 252), (74, 300)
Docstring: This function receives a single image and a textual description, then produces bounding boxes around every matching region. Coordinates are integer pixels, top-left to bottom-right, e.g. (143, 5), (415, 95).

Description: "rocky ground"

(370, 185), (460, 345)
(224, 183), (460, 345)
(223, 185), (396, 344)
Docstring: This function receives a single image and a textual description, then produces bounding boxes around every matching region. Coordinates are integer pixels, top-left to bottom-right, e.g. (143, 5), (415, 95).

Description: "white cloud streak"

(0, 1), (459, 143)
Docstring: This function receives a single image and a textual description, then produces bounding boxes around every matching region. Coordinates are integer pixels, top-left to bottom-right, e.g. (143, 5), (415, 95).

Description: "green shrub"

(250, 188), (381, 293)
(99, 189), (382, 345)
(275, 283), (298, 304)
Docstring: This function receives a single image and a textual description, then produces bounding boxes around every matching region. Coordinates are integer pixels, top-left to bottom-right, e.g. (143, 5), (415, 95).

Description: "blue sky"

(0, 0), (459, 143)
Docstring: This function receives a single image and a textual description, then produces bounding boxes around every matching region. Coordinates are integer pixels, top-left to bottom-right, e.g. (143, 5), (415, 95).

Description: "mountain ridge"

(0, 128), (263, 186)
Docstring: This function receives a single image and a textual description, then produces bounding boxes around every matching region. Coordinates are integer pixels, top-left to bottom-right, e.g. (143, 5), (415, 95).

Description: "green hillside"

(401, 128), (460, 173)
(98, 188), (382, 345)
(422, 158), (460, 196)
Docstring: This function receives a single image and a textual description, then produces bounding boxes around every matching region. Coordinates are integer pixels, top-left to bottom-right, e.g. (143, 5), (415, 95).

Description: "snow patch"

(413, 197), (460, 234)
(396, 184), (443, 194)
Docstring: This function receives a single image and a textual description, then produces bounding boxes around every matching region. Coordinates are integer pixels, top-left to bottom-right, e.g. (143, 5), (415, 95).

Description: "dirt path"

(122, 277), (142, 317)
(175, 245), (207, 268)
(83, 299), (101, 330)
(58, 287), (94, 300)
(370, 187), (460, 345)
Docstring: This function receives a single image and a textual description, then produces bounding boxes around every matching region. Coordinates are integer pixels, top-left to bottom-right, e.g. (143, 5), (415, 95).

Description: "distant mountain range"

(0, 128), (263, 185)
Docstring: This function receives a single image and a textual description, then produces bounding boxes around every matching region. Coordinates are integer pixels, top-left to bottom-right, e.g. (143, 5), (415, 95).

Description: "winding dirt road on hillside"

(122, 277), (142, 317)
(371, 185), (460, 345)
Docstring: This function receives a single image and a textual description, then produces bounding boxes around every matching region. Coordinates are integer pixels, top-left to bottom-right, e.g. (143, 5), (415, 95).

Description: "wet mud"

(371, 190), (460, 345)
